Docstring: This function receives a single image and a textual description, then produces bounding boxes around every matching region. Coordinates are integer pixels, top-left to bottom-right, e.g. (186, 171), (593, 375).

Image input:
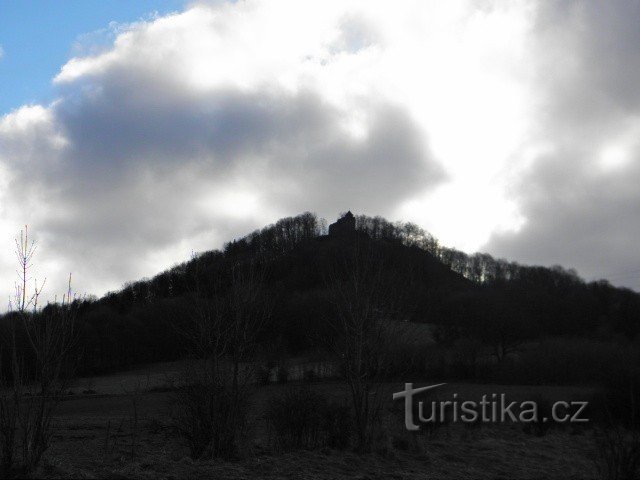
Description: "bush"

(600, 362), (640, 430)
(412, 395), (449, 439)
(256, 365), (272, 385)
(276, 365), (289, 384)
(522, 395), (552, 437)
(388, 389), (449, 440)
(144, 417), (165, 435)
(594, 426), (640, 480)
(266, 386), (351, 451)
(303, 369), (318, 383)
(592, 354), (640, 479)
(489, 338), (636, 385)
(170, 380), (250, 459)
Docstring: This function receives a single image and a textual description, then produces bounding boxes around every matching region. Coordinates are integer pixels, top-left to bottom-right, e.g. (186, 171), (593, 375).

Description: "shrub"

(303, 369), (318, 383)
(522, 395), (552, 437)
(266, 386), (351, 451)
(144, 417), (165, 435)
(276, 365), (289, 384)
(412, 395), (449, 439)
(489, 338), (634, 385)
(594, 426), (640, 480)
(591, 351), (640, 479)
(389, 390), (449, 440)
(170, 380), (250, 459)
(600, 362), (640, 430)
(256, 365), (271, 386)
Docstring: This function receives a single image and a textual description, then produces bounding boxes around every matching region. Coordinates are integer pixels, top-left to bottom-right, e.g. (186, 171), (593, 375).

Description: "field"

(29, 362), (601, 479)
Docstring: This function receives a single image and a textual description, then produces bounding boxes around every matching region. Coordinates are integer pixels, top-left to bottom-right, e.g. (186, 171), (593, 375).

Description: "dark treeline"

(1, 211), (638, 376)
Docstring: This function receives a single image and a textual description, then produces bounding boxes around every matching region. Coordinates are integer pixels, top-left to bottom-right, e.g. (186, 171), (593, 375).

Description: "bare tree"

(0, 226), (79, 476)
(324, 238), (410, 451)
(172, 257), (271, 458)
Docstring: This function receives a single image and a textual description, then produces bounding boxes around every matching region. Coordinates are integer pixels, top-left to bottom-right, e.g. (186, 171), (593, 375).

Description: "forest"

(2, 211), (637, 380)
(0, 211), (639, 478)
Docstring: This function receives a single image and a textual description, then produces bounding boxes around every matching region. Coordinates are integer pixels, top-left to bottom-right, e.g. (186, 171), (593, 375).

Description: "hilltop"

(5, 211), (638, 377)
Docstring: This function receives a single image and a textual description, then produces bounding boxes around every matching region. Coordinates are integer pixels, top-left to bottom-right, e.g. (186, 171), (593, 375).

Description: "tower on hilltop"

(328, 211), (356, 237)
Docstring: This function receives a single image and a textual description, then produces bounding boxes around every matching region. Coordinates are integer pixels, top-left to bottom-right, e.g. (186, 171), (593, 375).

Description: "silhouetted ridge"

(2, 211), (637, 376)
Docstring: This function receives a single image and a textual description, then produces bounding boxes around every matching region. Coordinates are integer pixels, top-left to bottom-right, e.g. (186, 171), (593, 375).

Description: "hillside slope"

(4, 212), (638, 375)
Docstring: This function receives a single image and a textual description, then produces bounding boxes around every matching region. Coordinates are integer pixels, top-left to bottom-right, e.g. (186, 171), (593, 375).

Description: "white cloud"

(53, 0), (535, 251)
(486, 1), (640, 289)
(2, 0), (638, 299)
(2, 1), (452, 299)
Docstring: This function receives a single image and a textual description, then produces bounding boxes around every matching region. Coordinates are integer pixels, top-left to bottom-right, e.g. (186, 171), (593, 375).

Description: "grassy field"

(34, 363), (600, 479)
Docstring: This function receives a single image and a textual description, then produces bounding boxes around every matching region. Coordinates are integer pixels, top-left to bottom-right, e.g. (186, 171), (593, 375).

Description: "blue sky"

(0, 0), (186, 114)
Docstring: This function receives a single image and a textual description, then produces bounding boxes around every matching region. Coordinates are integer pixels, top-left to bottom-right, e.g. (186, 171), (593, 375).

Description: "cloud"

(5, 0), (638, 300)
(485, 1), (640, 290)
(0, 0), (451, 299)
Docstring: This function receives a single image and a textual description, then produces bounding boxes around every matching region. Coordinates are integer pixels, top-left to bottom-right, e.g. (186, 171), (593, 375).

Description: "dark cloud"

(48, 81), (441, 236)
(485, 1), (640, 290)
(6, 0), (640, 300)
(1, 45), (443, 296)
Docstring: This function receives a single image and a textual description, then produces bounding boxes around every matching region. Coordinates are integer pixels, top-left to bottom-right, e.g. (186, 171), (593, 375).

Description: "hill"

(3, 211), (639, 376)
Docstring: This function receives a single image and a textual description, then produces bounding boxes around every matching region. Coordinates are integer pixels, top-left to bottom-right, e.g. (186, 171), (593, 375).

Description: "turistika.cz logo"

(392, 383), (589, 431)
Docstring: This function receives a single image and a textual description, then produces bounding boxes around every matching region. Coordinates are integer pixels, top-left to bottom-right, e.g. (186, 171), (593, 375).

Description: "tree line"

(1, 211), (638, 376)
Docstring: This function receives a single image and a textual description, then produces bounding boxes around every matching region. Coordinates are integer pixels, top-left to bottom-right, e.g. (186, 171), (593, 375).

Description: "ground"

(33, 363), (599, 479)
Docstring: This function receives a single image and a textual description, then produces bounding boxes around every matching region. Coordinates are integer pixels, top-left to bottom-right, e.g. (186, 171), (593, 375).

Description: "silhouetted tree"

(0, 227), (79, 476)
(323, 237), (411, 450)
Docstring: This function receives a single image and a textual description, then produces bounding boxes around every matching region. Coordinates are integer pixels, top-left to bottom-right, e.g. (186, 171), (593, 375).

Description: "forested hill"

(8, 212), (639, 375)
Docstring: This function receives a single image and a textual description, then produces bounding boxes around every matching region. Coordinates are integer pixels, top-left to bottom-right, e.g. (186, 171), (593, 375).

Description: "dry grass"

(39, 422), (597, 479)
(32, 367), (600, 479)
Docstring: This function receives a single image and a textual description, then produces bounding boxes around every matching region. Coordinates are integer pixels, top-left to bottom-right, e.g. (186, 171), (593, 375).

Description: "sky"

(1, 0), (640, 302)
(0, 0), (185, 113)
